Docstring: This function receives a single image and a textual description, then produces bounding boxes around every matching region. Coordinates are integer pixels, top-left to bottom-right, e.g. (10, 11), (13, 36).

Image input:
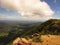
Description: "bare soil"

(29, 35), (60, 45)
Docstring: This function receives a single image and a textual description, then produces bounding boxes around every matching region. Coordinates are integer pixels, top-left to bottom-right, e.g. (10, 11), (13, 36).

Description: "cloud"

(0, 0), (54, 20)
(0, 14), (14, 20)
(0, 14), (7, 19)
(0, 14), (37, 20)
(0, 14), (21, 20)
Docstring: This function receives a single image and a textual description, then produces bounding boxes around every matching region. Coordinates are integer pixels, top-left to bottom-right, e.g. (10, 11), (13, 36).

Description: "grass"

(0, 33), (8, 36)
(32, 36), (43, 43)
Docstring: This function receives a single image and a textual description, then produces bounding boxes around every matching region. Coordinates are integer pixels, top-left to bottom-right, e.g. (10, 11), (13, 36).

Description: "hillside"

(0, 19), (60, 45)
(37, 19), (60, 34)
(21, 19), (60, 37)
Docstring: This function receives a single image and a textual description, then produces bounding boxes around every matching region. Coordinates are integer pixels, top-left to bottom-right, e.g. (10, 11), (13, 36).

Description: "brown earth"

(13, 35), (60, 45)
(30, 35), (60, 45)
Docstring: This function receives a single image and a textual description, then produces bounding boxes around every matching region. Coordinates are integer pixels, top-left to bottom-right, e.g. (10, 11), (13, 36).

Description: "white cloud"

(0, 14), (37, 20)
(0, 14), (21, 20)
(0, 0), (54, 20)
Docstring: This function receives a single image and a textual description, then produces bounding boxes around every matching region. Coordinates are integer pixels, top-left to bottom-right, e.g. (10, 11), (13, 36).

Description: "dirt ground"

(13, 35), (60, 45)
(30, 35), (60, 45)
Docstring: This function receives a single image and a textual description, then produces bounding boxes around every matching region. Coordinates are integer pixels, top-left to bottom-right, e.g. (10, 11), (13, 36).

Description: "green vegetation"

(0, 19), (60, 45)
(38, 19), (60, 35)
(0, 33), (8, 36)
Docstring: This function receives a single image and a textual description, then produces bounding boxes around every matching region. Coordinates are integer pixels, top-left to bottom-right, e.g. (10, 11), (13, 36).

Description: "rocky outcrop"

(13, 37), (29, 45)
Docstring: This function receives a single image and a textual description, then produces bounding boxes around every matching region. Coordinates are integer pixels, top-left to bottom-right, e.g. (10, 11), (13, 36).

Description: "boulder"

(13, 37), (29, 45)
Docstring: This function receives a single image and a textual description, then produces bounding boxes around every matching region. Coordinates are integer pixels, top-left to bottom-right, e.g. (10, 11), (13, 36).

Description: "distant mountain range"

(0, 20), (42, 24)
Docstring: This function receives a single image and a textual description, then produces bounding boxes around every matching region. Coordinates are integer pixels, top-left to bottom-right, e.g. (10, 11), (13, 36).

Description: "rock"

(13, 37), (29, 45)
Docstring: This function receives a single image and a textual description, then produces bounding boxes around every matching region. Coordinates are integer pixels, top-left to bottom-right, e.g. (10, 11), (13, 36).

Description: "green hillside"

(21, 19), (60, 36)
(37, 19), (60, 35)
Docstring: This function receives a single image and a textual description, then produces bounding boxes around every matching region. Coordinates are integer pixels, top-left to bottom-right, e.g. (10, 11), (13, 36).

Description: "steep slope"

(22, 19), (60, 36)
(38, 19), (60, 34)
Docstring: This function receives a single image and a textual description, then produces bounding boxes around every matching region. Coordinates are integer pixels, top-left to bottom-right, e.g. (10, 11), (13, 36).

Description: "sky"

(45, 0), (60, 19)
(0, 0), (60, 21)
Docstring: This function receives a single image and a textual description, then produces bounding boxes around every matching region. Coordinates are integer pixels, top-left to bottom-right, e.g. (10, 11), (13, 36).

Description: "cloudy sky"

(0, 0), (60, 21)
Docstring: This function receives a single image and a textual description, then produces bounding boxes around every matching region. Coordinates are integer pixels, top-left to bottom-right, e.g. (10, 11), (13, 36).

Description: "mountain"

(20, 19), (60, 36)
(0, 19), (60, 45)
(8, 19), (60, 38)
(38, 19), (60, 34)
(6, 19), (60, 38)
(28, 19), (60, 35)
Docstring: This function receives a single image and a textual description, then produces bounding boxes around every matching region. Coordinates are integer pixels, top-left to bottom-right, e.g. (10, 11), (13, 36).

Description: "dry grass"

(12, 35), (60, 45)
(29, 35), (60, 45)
